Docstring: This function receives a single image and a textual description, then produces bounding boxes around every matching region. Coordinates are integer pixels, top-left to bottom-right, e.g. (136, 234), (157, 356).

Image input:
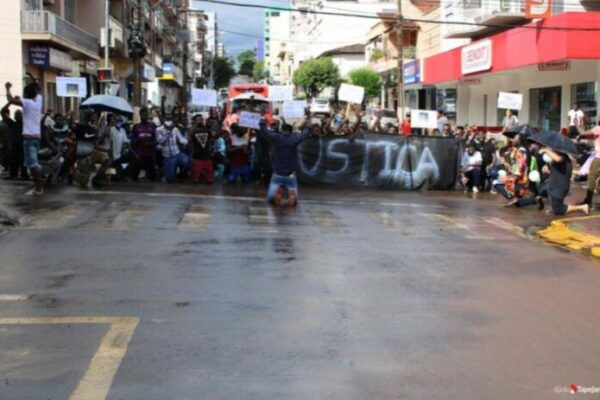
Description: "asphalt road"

(0, 181), (599, 400)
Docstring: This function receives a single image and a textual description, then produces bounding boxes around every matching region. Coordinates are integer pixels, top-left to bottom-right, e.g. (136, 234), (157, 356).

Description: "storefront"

(27, 44), (73, 113)
(422, 12), (600, 130)
(403, 59), (440, 120)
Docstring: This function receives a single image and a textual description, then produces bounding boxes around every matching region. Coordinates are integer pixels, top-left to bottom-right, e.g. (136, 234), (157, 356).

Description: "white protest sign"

(497, 92), (523, 110)
(410, 109), (438, 129)
(268, 85), (294, 102)
(191, 89), (218, 107)
(338, 83), (365, 104)
(56, 77), (87, 98)
(282, 100), (307, 119)
(239, 111), (261, 129)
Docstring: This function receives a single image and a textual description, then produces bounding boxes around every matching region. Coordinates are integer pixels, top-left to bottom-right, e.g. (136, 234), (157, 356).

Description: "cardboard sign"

(282, 100), (308, 119)
(191, 89), (217, 107)
(410, 109), (438, 129)
(497, 92), (523, 110)
(239, 111), (261, 129)
(268, 85), (294, 102)
(56, 77), (87, 98)
(338, 83), (365, 104)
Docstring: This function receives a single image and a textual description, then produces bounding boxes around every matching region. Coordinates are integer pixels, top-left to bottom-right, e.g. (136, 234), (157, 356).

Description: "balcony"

(21, 10), (99, 60)
(101, 15), (124, 54)
(444, 0), (528, 39)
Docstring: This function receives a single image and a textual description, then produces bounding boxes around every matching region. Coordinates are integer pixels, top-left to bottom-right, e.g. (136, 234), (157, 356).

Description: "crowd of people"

(0, 78), (598, 212)
(458, 112), (599, 216)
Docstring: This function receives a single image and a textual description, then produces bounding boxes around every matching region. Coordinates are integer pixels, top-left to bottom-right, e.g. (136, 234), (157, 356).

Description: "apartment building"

(264, 8), (292, 85)
(421, 0), (600, 129)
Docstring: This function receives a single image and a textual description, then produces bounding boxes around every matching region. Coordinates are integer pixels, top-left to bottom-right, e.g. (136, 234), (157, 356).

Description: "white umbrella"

(81, 95), (134, 117)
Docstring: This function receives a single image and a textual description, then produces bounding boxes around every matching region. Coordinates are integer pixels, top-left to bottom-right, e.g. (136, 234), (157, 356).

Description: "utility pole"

(396, 0), (404, 119)
(104, 0), (110, 94)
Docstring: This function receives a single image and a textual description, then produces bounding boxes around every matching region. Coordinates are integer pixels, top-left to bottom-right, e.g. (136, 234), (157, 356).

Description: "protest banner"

(191, 89), (218, 107)
(282, 100), (308, 119)
(338, 83), (365, 104)
(268, 85), (294, 102)
(410, 109), (438, 129)
(497, 92), (523, 110)
(239, 111), (261, 129)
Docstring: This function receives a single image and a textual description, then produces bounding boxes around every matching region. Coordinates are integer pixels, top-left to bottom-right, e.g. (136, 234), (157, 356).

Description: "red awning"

(423, 12), (600, 84)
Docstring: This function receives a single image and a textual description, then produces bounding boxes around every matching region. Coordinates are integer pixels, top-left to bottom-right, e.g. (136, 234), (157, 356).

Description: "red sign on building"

(526, 0), (552, 19)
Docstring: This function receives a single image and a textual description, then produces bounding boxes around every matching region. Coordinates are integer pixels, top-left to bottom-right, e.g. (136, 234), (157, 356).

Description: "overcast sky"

(191, 0), (285, 60)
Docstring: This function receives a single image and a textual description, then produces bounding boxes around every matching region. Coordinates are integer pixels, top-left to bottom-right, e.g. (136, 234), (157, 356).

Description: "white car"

(310, 99), (331, 115)
(368, 109), (399, 130)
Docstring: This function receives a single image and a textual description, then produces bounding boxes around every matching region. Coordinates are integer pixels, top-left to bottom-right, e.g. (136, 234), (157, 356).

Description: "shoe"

(273, 187), (283, 207)
(287, 191), (297, 207)
(583, 204), (590, 215)
(503, 198), (518, 207)
(472, 187), (479, 193)
(490, 187), (497, 194)
(33, 188), (44, 196)
(536, 196), (544, 211)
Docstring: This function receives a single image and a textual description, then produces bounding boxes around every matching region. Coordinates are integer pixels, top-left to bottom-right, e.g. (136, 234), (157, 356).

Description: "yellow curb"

(537, 216), (600, 252)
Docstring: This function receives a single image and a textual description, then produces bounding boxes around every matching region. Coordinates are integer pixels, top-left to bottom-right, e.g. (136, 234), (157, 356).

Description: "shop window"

(436, 87), (457, 125)
(571, 82), (597, 129)
(529, 86), (562, 131)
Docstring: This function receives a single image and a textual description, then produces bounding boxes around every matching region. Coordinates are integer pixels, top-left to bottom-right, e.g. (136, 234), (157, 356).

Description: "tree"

(237, 50), (256, 77)
(212, 57), (235, 89)
(239, 59), (255, 77)
(253, 60), (268, 83)
(293, 58), (340, 99)
(348, 68), (381, 100)
(237, 50), (256, 65)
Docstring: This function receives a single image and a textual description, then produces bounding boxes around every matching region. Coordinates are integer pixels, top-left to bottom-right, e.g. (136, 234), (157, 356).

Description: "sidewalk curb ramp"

(537, 215), (600, 259)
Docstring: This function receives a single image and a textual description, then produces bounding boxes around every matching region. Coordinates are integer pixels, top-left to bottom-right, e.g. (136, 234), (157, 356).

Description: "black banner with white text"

(297, 134), (460, 190)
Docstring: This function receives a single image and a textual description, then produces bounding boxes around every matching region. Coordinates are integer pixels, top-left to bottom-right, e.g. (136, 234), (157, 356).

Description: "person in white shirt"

(502, 109), (519, 131)
(568, 102), (585, 138)
(461, 142), (483, 193)
(5, 79), (44, 195)
(156, 113), (190, 183)
(109, 116), (135, 180)
(437, 110), (449, 133)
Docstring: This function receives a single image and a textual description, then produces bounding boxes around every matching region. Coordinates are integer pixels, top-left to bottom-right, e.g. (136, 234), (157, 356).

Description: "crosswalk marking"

(15, 200), (527, 242)
(247, 207), (279, 233)
(25, 202), (94, 229)
(308, 209), (346, 234)
(179, 204), (211, 230)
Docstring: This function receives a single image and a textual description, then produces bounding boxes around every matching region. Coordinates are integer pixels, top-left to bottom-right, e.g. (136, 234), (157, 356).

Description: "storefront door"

(530, 86), (562, 131)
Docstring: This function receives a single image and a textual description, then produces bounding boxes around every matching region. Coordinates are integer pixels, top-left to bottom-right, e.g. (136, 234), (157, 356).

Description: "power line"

(195, 0), (600, 31)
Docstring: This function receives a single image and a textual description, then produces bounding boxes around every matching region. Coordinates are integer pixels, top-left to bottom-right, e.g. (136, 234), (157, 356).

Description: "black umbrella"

(503, 124), (535, 139)
(529, 130), (579, 156)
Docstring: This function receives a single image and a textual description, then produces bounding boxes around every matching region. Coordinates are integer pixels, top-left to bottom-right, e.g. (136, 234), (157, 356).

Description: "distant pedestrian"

(577, 120), (600, 207)
(502, 109), (519, 132)
(437, 109), (448, 133)
(568, 102), (585, 138)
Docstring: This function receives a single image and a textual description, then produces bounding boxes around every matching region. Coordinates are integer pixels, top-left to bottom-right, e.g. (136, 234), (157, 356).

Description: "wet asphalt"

(0, 180), (599, 400)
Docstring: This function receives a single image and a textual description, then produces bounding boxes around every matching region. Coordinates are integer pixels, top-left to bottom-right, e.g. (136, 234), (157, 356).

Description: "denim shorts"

(23, 138), (41, 169)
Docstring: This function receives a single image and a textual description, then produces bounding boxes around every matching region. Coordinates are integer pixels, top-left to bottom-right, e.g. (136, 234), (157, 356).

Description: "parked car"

(310, 99), (331, 115)
(368, 109), (398, 130)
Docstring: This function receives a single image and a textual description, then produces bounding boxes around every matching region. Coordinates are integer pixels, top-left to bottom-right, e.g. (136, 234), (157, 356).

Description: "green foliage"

(370, 48), (385, 61)
(212, 57), (235, 89)
(292, 58), (340, 99)
(252, 60), (268, 82)
(348, 68), (381, 99)
(237, 50), (256, 65)
(239, 59), (256, 77)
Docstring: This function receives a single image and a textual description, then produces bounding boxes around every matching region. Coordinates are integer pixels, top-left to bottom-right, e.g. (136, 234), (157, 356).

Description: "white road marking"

(0, 294), (28, 301)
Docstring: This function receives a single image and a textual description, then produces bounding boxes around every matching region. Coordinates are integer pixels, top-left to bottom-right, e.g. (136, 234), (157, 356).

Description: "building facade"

(263, 8), (292, 85)
(418, 0), (600, 129)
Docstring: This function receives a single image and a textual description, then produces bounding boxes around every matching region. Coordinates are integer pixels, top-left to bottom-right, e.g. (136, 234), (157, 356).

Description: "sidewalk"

(536, 183), (600, 259)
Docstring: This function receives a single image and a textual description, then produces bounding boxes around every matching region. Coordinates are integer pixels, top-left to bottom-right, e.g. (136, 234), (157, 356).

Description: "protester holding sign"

(502, 109), (519, 131)
(258, 109), (314, 207)
(227, 124), (252, 184)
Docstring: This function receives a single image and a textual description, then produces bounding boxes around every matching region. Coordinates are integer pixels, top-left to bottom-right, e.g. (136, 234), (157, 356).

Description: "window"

(46, 82), (57, 113)
(571, 82), (597, 129)
(529, 86), (562, 131)
(64, 0), (76, 24)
